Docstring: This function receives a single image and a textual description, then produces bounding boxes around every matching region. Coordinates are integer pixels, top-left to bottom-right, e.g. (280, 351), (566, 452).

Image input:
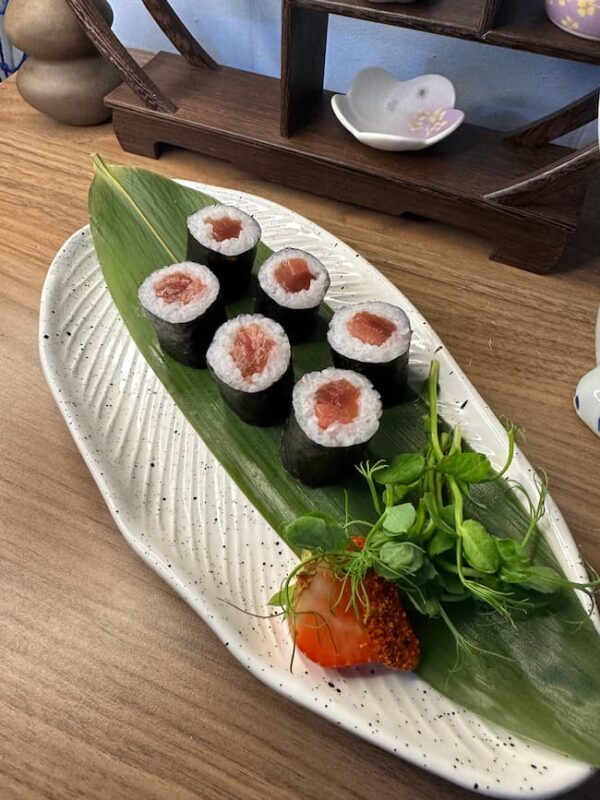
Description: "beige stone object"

(5, 0), (120, 125)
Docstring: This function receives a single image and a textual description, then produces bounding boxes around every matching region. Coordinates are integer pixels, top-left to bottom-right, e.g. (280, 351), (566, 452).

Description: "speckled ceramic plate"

(40, 182), (596, 799)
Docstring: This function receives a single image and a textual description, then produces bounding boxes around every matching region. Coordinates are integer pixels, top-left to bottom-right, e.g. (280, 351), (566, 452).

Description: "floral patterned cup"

(546, 0), (600, 40)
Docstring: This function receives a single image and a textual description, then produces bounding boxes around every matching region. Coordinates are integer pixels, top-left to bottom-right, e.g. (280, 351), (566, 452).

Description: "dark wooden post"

(479, 0), (501, 34)
(281, 0), (329, 137)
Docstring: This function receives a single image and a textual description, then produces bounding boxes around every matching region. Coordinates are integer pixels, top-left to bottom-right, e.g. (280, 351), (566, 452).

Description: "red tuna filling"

(314, 379), (360, 430)
(207, 216), (243, 242)
(274, 258), (315, 293)
(347, 311), (396, 346)
(231, 323), (276, 380)
(154, 271), (205, 305)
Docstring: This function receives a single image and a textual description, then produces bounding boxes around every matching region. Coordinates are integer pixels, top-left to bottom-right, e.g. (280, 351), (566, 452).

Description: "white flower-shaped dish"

(331, 67), (465, 152)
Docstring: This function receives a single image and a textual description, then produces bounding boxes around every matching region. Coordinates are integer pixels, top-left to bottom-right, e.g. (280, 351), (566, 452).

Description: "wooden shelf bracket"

(484, 142), (600, 206)
(140, 0), (219, 71)
(506, 89), (600, 148)
(66, 0), (178, 112)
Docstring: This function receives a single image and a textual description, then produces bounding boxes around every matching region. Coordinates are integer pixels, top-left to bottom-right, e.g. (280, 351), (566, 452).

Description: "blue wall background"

(111, 0), (599, 144)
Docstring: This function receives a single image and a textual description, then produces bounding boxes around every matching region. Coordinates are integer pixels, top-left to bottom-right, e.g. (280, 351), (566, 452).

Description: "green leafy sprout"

(270, 359), (600, 671)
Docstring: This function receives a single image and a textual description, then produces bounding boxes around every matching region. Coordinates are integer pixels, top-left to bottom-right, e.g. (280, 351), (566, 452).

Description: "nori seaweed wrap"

(186, 204), (261, 303)
(281, 368), (382, 487)
(207, 314), (293, 426)
(255, 248), (330, 343)
(327, 302), (412, 406)
(138, 262), (226, 368)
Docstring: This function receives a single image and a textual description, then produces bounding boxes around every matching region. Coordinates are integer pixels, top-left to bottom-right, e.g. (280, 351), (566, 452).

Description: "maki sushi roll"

(281, 368), (382, 487)
(138, 262), (225, 368)
(186, 204), (261, 302)
(327, 302), (412, 406)
(255, 248), (330, 342)
(207, 314), (293, 426)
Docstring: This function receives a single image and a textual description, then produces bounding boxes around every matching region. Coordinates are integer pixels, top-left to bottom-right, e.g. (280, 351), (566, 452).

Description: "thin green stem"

(448, 477), (465, 531)
(428, 360), (444, 462)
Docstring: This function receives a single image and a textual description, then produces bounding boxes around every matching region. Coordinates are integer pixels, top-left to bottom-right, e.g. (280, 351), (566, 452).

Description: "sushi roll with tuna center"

(186, 204), (261, 302)
(255, 248), (330, 342)
(281, 368), (382, 487)
(207, 314), (293, 426)
(138, 262), (225, 368)
(328, 302), (412, 406)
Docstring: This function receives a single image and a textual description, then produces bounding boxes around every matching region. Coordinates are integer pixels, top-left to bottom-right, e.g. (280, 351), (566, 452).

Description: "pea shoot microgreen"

(271, 359), (600, 670)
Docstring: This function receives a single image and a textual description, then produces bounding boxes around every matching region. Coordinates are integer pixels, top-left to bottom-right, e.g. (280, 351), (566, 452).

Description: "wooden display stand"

(67, 0), (600, 273)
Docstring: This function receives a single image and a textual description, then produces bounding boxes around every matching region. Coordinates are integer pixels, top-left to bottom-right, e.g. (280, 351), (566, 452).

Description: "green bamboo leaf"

(89, 157), (600, 766)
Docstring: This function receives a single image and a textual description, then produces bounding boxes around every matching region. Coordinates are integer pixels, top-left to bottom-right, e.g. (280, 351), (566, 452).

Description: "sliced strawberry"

(292, 566), (420, 671)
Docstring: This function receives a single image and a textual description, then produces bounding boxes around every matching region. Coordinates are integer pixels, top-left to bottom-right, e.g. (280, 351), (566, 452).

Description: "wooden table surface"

(1, 64), (599, 800)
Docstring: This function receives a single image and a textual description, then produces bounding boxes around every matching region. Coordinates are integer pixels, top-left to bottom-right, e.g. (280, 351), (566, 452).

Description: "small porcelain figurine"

(331, 67), (464, 152)
(545, 0), (600, 41)
(574, 306), (600, 437)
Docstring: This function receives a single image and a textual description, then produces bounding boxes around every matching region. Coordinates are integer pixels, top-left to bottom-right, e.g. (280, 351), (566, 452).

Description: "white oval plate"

(40, 181), (596, 799)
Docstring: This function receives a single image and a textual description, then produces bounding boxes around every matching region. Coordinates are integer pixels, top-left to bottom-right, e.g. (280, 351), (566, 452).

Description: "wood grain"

(106, 51), (595, 273)
(487, 0), (600, 64)
(292, 0), (600, 64)
(485, 143), (600, 206)
(1, 60), (600, 800)
(280, 0), (329, 137)
(479, 0), (501, 35)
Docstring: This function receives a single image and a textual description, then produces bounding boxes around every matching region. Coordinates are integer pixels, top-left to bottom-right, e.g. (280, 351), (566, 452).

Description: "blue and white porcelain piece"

(574, 305), (600, 437)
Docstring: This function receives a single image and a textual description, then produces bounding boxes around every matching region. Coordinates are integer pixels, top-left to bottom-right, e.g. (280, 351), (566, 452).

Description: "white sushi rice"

(207, 313), (291, 393)
(293, 368), (382, 448)
(258, 248), (330, 309)
(138, 262), (220, 324)
(187, 204), (261, 257)
(327, 302), (411, 364)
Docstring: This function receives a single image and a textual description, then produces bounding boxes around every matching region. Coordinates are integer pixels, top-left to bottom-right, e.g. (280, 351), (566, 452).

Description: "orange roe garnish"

(361, 571), (421, 671)
(348, 311), (396, 346)
(206, 216), (243, 242)
(274, 258), (315, 293)
(293, 566), (420, 671)
(314, 379), (361, 430)
(154, 271), (205, 305)
(231, 323), (276, 380)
